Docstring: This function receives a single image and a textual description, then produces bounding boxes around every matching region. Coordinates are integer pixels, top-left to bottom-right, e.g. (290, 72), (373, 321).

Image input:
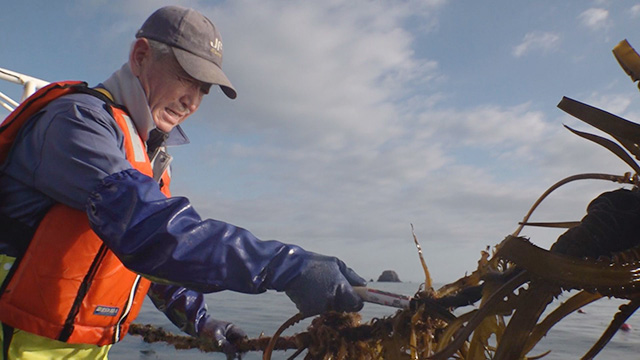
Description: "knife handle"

(354, 286), (411, 309)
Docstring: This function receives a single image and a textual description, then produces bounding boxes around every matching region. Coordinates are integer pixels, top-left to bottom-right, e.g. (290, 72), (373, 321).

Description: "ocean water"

(110, 282), (640, 360)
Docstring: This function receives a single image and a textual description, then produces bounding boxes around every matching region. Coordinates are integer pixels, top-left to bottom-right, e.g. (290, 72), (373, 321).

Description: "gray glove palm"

(284, 254), (366, 317)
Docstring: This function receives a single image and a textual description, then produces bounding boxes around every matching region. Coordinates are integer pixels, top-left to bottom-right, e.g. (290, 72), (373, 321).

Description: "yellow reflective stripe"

(121, 114), (146, 163)
(92, 87), (115, 102)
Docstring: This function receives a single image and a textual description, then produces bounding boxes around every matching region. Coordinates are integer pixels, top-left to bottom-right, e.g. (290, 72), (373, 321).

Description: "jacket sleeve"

(86, 168), (311, 294)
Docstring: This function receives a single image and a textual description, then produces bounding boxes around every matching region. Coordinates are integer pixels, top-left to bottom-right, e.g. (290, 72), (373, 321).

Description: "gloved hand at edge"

(147, 284), (246, 359)
(199, 317), (247, 359)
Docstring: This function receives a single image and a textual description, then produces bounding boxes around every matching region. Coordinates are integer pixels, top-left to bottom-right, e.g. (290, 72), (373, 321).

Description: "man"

(0, 6), (366, 359)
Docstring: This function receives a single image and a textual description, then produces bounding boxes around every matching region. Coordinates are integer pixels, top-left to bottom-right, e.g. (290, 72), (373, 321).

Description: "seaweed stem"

(412, 224), (433, 290)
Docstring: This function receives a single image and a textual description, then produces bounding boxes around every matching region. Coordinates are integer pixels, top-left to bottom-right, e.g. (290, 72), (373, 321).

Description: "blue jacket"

(0, 91), (309, 337)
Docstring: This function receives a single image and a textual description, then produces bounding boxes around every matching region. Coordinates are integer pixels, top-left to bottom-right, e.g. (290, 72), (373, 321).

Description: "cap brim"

(172, 47), (237, 99)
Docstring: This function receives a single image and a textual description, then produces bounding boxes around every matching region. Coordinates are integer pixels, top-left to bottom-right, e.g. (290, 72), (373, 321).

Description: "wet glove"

(199, 318), (247, 359)
(551, 188), (640, 258)
(284, 253), (366, 317)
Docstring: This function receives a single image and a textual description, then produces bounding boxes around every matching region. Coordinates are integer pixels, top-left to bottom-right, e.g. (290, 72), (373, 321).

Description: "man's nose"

(181, 89), (201, 113)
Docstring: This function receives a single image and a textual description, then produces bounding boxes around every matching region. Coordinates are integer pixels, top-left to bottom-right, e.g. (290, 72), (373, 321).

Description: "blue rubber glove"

(284, 254), (366, 317)
(147, 284), (209, 337)
(147, 284), (246, 358)
(199, 317), (247, 359)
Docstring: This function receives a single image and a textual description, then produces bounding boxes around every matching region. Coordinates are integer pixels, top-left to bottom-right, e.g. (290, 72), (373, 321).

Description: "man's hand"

(199, 318), (247, 359)
(284, 254), (366, 317)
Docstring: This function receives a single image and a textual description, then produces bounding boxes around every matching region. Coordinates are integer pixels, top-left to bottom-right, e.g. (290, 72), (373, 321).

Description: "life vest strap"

(2, 323), (14, 360)
(0, 213), (35, 257)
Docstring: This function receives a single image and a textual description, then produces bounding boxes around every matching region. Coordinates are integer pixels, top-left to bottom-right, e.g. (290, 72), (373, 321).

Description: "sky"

(2, 0), (640, 285)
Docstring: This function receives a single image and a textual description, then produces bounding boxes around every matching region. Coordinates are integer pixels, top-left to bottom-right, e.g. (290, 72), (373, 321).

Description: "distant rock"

(377, 270), (401, 282)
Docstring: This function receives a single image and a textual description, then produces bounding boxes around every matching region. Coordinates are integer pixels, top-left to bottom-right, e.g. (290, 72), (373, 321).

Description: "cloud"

(194, 1), (444, 151)
(578, 8), (609, 30)
(631, 4), (640, 18)
(512, 31), (561, 58)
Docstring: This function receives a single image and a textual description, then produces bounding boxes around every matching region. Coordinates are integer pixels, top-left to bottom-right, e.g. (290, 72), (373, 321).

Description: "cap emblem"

(210, 37), (222, 57)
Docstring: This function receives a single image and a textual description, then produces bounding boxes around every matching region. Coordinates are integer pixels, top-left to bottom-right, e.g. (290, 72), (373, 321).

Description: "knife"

(354, 286), (411, 309)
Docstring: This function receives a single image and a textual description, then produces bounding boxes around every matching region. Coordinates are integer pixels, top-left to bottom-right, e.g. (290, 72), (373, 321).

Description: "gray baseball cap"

(136, 6), (237, 99)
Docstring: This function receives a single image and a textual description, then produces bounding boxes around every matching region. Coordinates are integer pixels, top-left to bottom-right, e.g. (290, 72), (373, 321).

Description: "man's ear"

(129, 38), (151, 77)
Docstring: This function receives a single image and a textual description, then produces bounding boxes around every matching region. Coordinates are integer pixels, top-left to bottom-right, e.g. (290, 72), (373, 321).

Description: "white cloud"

(632, 4), (640, 18)
(578, 8), (609, 30)
(197, 1), (443, 152)
(512, 31), (561, 58)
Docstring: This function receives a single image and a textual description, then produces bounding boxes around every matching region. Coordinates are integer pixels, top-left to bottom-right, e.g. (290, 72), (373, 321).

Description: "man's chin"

(156, 124), (174, 133)
(154, 116), (177, 133)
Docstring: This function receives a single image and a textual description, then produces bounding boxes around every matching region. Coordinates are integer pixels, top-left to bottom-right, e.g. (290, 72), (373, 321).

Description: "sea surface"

(110, 282), (640, 360)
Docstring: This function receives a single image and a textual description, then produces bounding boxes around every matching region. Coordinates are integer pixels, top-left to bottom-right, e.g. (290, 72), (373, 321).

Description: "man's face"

(132, 39), (211, 133)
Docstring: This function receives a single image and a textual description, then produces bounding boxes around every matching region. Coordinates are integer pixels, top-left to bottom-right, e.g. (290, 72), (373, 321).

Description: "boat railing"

(0, 67), (49, 113)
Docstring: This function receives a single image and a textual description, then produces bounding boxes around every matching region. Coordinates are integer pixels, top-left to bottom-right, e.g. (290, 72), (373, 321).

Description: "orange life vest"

(0, 81), (171, 345)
